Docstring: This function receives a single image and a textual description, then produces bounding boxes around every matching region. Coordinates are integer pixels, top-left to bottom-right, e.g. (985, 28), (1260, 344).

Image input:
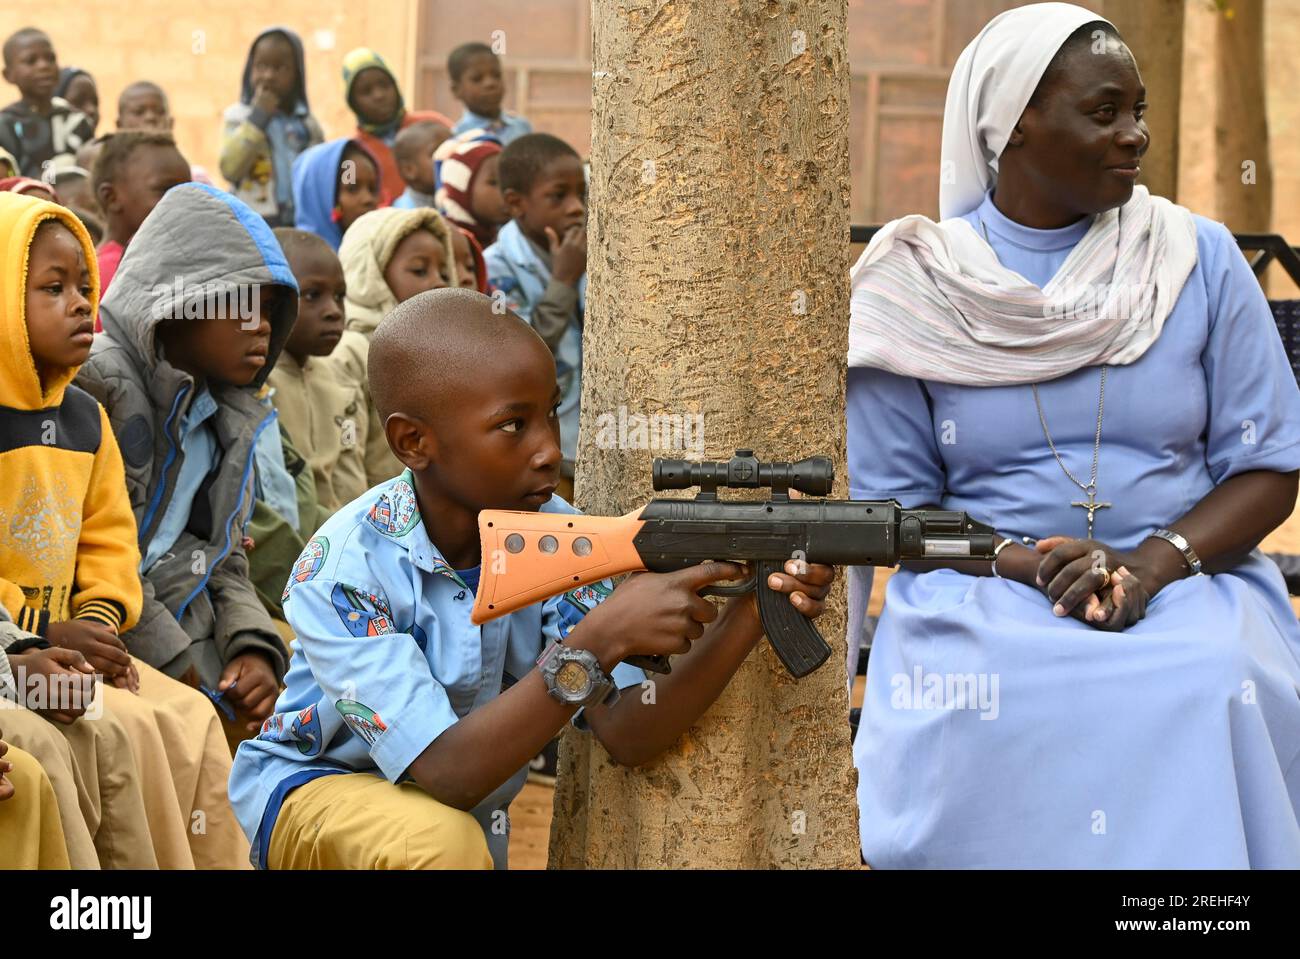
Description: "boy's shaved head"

(118, 80), (168, 110)
(273, 226), (334, 262)
(3, 28), (48, 66)
(370, 287), (563, 517)
(369, 288), (546, 425)
(394, 121), (450, 165)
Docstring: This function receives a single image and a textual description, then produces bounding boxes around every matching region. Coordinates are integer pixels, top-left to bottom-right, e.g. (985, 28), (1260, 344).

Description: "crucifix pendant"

(1071, 486), (1111, 538)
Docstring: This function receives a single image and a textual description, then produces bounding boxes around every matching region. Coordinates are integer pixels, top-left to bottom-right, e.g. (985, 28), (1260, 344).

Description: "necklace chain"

(1032, 367), (1106, 496)
(979, 216), (1111, 537)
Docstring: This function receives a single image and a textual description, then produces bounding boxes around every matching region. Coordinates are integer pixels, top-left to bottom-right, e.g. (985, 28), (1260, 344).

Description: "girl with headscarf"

(848, 2), (1300, 867)
(341, 47), (452, 207)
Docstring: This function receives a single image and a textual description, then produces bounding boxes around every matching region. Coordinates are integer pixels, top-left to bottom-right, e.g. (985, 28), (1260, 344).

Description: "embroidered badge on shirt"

(290, 706), (322, 756)
(336, 699), (388, 746)
(331, 583), (395, 637)
(283, 536), (330, 601)
(555, 581), (612, 639)
(366, 479), (420, 537)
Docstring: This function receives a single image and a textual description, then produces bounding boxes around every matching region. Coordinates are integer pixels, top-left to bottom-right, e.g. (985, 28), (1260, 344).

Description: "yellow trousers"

(0, 702), (157, 868)
(0, 744), (71, 868)
(268, 772), (493, 870)
(103, 659), (252, 869)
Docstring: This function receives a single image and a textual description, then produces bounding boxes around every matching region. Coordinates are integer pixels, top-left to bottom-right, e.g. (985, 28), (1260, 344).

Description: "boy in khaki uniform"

(268, 229), (370, 519)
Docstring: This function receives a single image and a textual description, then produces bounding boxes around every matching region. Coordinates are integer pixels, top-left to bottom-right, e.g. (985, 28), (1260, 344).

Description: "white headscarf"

(941, 2), (1113, 220)
(847, 1), (1198, 387)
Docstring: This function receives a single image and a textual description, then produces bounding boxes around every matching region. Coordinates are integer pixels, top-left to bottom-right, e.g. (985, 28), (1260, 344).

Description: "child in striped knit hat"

(433, 130), (510, 249)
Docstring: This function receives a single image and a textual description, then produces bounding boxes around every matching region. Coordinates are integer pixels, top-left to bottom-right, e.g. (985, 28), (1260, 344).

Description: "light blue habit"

(848, 190), (1300, 868)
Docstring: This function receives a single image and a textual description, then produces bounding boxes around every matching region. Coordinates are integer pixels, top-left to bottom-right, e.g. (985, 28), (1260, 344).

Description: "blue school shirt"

(228, 469), (643, 869)
(452, 108), (533, 146)
(141, 387), (219, 572)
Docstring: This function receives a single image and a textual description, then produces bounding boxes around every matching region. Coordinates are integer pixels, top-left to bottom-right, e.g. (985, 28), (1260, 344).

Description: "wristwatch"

(1147, 528), (1202, 576)
(536, 642), (620, 708)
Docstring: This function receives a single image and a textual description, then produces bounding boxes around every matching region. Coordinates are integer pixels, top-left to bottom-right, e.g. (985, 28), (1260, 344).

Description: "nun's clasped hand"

(1033, 536), (1151, 631)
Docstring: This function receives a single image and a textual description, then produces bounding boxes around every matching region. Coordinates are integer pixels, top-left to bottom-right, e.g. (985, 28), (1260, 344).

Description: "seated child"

(228, 288), (836, 869)
(485, 133), (587, 496)
(117, 80), (169, 131)
(116, 81), (213, 186)
(269, 228), (370, 518)
(76, 183), (298, 749)
(391, 120), (451, 209)
(54, 67), (98, 134)
(330, 206), (458, 485)
(92, 130), (191, 299)
(292, 137), (380, 252)
(448, 42), (533, 145)
(0, 29), (95, 178)
(4, 192), (251, 868)
(341, 47), (451, 207)
(434, 130), (508, 248)
(220, 28), (323, 227)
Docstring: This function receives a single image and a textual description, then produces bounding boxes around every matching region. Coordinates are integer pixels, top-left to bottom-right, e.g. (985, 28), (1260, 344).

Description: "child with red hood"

(433, 130), (511, 250)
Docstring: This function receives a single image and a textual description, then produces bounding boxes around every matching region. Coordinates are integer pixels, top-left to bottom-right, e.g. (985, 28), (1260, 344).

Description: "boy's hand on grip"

(579, 562), (748, 667)
(763, 560), (836, 619)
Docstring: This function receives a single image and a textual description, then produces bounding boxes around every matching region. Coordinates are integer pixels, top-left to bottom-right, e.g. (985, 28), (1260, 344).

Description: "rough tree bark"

(1104, 0), (1183, 201)
(547, 0), (859, 868)
(1214, 0), (1272, 231)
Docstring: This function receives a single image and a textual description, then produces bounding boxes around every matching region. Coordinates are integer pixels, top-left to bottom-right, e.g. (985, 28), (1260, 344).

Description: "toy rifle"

(470, 450), (996, 678)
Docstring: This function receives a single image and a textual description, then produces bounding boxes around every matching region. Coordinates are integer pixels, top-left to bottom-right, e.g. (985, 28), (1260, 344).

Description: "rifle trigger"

(700, 572), (758, 598)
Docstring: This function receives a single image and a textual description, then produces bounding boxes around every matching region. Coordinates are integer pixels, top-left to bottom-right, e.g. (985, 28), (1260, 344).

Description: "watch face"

(555, 660), (593, 699)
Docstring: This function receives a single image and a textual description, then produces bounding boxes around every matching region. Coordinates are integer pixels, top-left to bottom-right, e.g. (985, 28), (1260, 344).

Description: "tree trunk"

(1215, 0), (1272, 231)
(547, 0), (859, 869)
(1103, 0), (1183, 201)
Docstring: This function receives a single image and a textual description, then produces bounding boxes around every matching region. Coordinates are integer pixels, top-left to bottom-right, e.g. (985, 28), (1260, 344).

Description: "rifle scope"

(652, 449), (834, 495)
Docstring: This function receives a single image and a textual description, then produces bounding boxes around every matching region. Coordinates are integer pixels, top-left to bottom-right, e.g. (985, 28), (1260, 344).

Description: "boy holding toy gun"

(227, 289), (837, 870)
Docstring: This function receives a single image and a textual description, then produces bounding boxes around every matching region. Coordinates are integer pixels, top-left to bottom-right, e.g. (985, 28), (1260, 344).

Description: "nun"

(848, 2), (1300, 867)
